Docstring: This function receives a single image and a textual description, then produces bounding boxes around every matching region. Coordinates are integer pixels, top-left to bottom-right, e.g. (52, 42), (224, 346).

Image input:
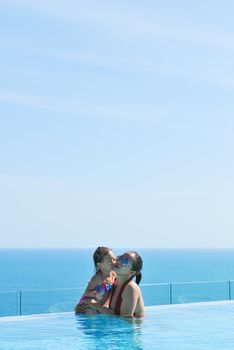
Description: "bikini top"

(109, 277), (133, 315)
(96, 271), (113, 293)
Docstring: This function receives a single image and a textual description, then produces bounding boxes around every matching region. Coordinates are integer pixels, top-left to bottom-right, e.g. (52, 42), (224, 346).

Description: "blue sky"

(0, 0), (234, 248)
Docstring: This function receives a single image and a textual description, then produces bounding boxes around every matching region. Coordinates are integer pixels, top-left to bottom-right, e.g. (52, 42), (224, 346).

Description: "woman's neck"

(115, 274), (132, 285)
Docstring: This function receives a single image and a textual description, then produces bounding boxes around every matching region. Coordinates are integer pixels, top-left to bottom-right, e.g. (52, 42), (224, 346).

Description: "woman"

(83, 251), (144, 318)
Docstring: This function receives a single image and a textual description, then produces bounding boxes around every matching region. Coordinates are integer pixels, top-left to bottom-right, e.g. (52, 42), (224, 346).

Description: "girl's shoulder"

(89, 271), (102, 285)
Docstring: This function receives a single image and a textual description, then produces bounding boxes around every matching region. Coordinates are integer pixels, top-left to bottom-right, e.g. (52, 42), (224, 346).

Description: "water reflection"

(75, 314), (144, 349)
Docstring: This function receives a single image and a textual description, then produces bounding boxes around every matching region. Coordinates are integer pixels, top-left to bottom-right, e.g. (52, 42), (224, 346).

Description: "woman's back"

(110, 280), (144, 317)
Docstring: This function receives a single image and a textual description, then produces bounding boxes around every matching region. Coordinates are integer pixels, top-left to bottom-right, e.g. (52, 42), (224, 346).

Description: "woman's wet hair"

(93, 246), (112, 272)
(129, 251), (143, 285)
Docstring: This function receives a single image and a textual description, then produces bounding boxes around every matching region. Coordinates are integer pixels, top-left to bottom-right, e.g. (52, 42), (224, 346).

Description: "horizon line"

(1, 247), (234, 250)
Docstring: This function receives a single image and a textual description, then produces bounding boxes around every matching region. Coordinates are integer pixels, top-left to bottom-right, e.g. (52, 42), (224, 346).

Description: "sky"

(0, 0), (234, 248)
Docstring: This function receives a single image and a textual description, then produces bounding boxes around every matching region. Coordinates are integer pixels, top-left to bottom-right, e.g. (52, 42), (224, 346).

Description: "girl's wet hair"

(93, 246), (112, 272)
(129, 251), (143, 285)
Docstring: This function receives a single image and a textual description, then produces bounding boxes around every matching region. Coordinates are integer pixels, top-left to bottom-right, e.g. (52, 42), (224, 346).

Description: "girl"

(74, 247), (116, 314)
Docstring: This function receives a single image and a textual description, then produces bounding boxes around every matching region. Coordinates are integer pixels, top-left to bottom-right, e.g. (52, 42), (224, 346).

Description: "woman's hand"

(74, 299), (95, 314)
(74, 303), (86, 314)
(86, 300), (101, 312)
(75, 299), (114, 315)
(89, 300), (114, 315)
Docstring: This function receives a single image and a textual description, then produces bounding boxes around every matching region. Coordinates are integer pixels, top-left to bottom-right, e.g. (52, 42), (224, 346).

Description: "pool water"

(1, 301), (234, 350)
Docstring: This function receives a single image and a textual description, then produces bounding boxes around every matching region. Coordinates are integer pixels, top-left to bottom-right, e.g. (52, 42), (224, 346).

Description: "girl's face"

(98, 250), (117, 274)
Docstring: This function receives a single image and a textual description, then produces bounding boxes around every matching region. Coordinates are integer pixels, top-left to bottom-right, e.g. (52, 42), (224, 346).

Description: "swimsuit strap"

(111, 277), (132, 315)
(109, 278), (117, 307)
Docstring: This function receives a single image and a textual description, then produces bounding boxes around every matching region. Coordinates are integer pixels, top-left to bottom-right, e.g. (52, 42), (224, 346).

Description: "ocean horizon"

(1, 248), (234, 292)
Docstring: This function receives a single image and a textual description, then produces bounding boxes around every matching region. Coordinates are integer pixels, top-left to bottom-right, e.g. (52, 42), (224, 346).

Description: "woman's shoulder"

(125, 280), (141, 294)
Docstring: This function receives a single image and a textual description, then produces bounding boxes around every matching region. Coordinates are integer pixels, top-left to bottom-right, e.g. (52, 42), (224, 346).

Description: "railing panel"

(171, 281), (229, 304)
(141, 283), (170, 306)
(1, 280), (233, 317)
(0, 291), (18, 316)
(21, 288), (83, 315)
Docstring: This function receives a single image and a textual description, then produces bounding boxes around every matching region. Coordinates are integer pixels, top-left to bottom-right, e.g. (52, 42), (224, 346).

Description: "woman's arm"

(87, 300), (114, 315)
(134, 288), (144, 318)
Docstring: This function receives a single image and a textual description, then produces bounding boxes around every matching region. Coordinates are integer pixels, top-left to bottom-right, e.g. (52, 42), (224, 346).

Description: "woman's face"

(115, 252), (135, 276)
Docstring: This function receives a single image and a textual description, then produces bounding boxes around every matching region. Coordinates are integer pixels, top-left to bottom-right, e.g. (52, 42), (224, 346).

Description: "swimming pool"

(1, 301), (234, 350)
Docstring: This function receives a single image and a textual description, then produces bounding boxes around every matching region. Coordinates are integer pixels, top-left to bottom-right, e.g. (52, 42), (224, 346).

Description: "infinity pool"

(1, 301), (234, 350)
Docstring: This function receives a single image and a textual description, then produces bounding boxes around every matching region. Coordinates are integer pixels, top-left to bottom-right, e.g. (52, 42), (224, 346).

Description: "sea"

(1, 249), (234, 316)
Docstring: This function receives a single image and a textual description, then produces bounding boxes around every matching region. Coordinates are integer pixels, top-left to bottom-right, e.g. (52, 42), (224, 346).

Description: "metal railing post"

(169, 283), (172, 304)
(18, 290), (22, 316)
(228, 281), (231, 300)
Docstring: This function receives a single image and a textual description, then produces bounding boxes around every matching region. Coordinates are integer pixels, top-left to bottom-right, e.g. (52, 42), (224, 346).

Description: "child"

(74, 247), (116, 314)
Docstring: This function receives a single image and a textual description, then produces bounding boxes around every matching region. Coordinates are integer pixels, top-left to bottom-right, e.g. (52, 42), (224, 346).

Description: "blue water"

(1, 249), (234, 292)
(1, 301), (234, 350)
(1, 249), (234, 316)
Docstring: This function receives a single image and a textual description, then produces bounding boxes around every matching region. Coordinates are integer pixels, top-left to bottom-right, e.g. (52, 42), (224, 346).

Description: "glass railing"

(1, 280), (234, 317)
(0, 291), (19, 316)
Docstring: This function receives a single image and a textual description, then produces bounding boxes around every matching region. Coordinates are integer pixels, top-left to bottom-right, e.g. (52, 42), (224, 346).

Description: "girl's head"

(93, 247), (116, 274)
(115, 251), (143, 285)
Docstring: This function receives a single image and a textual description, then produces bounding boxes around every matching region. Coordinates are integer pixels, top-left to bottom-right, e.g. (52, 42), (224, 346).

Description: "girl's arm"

(74, 274), (100, 313)
(82, 273), (100, 298)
